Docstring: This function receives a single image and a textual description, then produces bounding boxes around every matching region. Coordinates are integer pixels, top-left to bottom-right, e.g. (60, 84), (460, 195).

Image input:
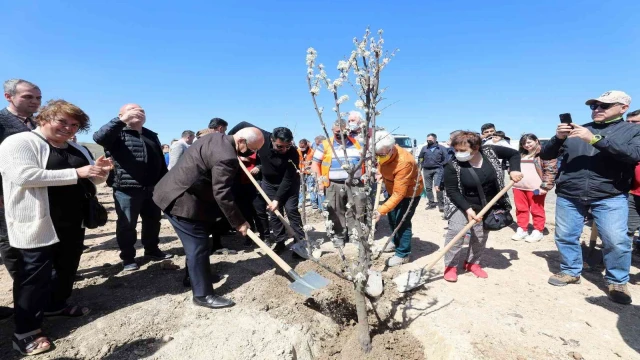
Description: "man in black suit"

(153, 127), (264, 309)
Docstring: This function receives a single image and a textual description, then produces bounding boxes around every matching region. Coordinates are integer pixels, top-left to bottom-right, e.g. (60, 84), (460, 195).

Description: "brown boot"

(608, 284), (632, 305)
(548, 272), (581, 286)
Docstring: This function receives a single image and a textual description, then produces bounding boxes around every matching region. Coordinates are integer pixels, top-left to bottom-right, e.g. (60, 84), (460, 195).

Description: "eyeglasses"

(589, 103), (620, 111)
(53, 118), (80, 130)
(272, 142), (292, 150)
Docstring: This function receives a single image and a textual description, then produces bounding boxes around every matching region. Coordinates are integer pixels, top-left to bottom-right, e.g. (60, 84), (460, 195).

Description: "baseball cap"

(585, 90), (631, 106)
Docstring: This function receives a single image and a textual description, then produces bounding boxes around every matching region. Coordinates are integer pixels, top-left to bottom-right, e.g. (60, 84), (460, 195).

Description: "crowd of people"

(0, 78), (638, 356)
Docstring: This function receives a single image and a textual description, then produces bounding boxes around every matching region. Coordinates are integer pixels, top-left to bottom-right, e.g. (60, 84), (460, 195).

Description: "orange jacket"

(297, 148), (313, 174)
(378, 145), (424, 215)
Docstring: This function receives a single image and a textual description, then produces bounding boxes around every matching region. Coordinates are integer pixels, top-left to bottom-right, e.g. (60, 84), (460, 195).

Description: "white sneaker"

(525, 230), (544, 243)
(383, 241), (396, 253)
(511, 227), (528, 241)
(386, 255), (409, 267)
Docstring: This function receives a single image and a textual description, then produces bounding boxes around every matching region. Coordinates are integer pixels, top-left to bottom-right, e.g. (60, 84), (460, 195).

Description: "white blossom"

(378, 29), (384, 35)
(354, 272), (366, 283)
(318, 106), (324, 114)
(337, 60), (349, 71)
(355, 100), (364, 109)
(332, 78), (343, 88)
(310, 86), (320, 95)
(305, 47), (317, 66)
(337, 95), (349, 104)
(318, 63), (325, 70)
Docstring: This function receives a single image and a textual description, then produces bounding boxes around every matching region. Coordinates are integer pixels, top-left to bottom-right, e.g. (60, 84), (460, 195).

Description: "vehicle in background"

(393, 134), (417, 158)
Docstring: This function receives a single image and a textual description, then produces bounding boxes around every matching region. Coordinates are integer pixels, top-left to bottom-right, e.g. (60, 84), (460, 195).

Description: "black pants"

(253, 184), (271, 239)
(628, 194), (640, 235)
(234, 183), (261, 235)
(261, 180), (304, 243)
(113, 188), (162, 262)
(14, 225), (85, 334)
(166, 214), (217, 297)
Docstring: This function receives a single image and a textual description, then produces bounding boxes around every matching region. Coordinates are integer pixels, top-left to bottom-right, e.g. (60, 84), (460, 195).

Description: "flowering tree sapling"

(305, 27), (397, 353)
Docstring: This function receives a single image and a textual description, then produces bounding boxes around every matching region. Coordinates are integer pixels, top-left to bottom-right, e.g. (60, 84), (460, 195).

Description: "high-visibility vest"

(320, 136), (363, 186)
(297, 148), (314, 174)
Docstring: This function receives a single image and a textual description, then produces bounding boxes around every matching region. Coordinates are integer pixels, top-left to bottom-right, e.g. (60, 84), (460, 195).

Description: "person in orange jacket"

(373, 130), (424, 267)
(297, 139), (320, 210)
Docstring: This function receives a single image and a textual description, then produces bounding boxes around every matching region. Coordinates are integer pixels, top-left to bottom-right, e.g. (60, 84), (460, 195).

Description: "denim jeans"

(298, 175), (321, 210)
(554, 195), (632, 284)
(387, 197), (420, 258)
(113, 188), (162, 262)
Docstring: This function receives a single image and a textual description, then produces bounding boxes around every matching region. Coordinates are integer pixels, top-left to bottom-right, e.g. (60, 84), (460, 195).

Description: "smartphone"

(559, 113), (573, 127)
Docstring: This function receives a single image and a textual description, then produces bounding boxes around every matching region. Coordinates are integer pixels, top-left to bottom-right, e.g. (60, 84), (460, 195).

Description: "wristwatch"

(589, 134), (603, 145)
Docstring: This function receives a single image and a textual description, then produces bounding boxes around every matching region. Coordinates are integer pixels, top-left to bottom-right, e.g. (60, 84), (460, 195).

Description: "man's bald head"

(119, 103), (144, 115)
(118, 103), (146, 130)
(234, 127), (264, 152)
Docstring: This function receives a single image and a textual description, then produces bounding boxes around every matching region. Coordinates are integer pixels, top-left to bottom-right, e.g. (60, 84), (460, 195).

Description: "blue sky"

(3, 0), (640, 145)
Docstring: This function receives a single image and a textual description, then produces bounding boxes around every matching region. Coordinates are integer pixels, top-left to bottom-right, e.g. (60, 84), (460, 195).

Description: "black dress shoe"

(144, 250), (174, 261)
(193, 295), (235, 309)
(272, 241), (286, 254)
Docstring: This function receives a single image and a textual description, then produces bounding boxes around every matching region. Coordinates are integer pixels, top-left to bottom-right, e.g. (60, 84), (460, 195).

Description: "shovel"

(237, 158), (311, 259)
(394, 181), (515, 293)
(364, 181), (384, 297)
(246, 229), (329, 297)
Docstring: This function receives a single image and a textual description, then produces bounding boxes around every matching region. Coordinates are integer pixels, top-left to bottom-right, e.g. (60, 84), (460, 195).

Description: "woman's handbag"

(80, 180), (108, 229)
(466, 168), (513, 231)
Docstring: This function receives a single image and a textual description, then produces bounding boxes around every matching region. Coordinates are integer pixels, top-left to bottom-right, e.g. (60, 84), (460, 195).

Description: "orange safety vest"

(320, 136), (363, 186)
(297, 148), (314, 174)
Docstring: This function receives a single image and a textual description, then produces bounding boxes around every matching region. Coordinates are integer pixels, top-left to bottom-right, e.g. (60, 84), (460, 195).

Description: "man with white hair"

(348, 110), (364, 140)
(374, 131), (423, 266)
(153, 127), (263, 309)
(312, 119), (367, 247)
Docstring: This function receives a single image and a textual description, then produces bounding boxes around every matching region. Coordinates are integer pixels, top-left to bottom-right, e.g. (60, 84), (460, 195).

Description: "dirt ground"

(0, 184), (638, 359)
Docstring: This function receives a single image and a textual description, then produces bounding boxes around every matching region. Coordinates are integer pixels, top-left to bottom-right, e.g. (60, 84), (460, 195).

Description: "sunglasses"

(589, 103), (620, 111)
(272, 141), (292, 150)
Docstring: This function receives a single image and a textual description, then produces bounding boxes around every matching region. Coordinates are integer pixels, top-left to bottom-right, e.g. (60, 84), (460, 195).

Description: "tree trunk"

(354, 281), (372, 353)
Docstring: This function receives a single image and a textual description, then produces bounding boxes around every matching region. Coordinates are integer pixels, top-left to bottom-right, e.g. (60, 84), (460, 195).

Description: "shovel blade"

(288, 270), (330, 298)
(290, 242), (311, 259)
(394, 269), (426, 293)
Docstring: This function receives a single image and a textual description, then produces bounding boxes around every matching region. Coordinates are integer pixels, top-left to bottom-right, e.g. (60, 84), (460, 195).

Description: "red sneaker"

(464, 262), (488, 278)
(443, 266), (458, 282)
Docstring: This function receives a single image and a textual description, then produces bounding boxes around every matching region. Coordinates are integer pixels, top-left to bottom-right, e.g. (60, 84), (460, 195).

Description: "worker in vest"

(312, 119), (367, 247)
(298, 139), (321, 210)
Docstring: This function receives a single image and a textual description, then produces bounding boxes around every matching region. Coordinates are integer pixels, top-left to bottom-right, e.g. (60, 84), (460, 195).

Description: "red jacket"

(631, 163), (640, 196)
(239, 153), (257, 184)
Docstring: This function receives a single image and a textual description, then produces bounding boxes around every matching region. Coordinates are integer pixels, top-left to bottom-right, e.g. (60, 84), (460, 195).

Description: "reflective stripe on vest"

(320, 136), (362, 186)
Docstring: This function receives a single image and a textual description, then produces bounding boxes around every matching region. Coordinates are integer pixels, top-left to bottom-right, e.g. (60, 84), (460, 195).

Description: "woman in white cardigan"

(0, 100), (112, 356)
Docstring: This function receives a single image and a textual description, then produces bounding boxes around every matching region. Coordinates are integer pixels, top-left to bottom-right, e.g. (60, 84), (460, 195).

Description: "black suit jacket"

(152, 134), (246, 227)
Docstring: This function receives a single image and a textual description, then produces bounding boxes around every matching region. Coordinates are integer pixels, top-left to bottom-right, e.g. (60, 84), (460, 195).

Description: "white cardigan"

(0, 129), (106, 249)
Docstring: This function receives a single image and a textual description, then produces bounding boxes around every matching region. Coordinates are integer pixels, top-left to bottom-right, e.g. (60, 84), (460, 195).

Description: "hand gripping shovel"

(246, 229), (329, 297)
(393, 181), (515, 293)
(237, 158), (311, 259)
(365, 181), (384, 297)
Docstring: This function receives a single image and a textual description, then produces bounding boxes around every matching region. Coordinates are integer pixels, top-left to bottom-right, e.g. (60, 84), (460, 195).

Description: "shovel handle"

(246, 229), (293, 273)
(420, 180), (516, 273)
(371, 181), (383, 228)
(237, 158), (298, 239)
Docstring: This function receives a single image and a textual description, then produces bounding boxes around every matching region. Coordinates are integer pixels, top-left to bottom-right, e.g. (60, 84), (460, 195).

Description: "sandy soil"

(0, 184), (638, 359)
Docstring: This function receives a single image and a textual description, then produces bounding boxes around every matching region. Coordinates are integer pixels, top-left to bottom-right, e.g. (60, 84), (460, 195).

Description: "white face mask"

(455, 151), (473, 162)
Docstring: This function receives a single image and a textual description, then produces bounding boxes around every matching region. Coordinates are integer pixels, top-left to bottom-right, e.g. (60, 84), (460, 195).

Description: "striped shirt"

(312, 138), (362, 180)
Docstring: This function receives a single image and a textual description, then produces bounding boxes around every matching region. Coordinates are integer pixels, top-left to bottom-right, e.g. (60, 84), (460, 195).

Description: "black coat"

(540, 118), (640, 201)
(93, 118), (167, 189)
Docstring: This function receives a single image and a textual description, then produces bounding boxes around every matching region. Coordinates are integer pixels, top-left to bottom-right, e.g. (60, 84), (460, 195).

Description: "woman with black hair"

(511, 134), (558, 242)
